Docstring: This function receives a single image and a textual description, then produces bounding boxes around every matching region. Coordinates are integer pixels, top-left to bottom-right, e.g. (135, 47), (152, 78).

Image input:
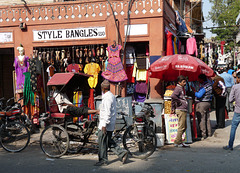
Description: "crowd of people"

(171, 65), (240, 150)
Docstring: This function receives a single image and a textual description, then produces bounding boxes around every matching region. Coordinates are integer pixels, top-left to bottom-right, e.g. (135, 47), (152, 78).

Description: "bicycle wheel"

(40, 124), (69, 158)
(0, 121), (30, 152)
(65, 123), (86, 153)
(123, 125), (157, 159)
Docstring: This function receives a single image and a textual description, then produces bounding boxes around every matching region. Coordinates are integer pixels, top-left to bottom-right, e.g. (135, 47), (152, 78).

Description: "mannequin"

(14, 45), (29, 94)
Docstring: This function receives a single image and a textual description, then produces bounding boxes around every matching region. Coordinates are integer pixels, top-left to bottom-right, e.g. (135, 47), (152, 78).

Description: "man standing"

(223, 72), (240, 150)
(195, 74), (213, 139)
(220, 68), (234, 112)
(171, 75), (190, 148)
(212, 72), (226, 128)
(95, 80), (128, 166)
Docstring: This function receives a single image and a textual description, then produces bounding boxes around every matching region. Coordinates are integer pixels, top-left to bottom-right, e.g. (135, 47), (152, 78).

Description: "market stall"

(150, 54), (214, 144)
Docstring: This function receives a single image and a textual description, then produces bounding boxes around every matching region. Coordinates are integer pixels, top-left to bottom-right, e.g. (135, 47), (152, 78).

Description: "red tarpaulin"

(150, 54), (214, 81)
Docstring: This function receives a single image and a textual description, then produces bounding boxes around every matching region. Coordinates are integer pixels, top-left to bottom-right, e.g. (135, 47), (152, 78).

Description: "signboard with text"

(164, 114), (192, 144)
(33, 26), (106, 41)
(0, 32), (13, 43)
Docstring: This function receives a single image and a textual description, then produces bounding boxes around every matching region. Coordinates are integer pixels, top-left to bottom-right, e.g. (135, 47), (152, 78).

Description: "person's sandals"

(174, 143), (190, 148)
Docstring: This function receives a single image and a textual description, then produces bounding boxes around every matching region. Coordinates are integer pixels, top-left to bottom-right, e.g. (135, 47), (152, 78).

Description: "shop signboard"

(164, 113), (192, 144)
(33, 26), (106, 41)
(0, 32), (13, 43)
(124, 24), (148, 36)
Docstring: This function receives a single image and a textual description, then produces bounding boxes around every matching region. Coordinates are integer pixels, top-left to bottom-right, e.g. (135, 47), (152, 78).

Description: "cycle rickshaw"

(40, 72), (96, 158)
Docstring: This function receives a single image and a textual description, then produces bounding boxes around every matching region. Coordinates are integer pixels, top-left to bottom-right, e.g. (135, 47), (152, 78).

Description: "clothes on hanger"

(186, 37), (198, 56)
(102, 44), (128, 82)
(84, 62), (101, 88)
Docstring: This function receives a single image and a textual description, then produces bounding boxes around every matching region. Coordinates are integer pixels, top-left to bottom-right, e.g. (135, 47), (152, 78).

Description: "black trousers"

(215, 96), (226, 128)
(63, 106), (90, 117)
(98, 130), (127, 163)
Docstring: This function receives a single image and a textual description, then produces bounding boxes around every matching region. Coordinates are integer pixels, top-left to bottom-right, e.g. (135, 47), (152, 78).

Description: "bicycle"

(121, 103), (157, 159)
(0, 101), (30, 152)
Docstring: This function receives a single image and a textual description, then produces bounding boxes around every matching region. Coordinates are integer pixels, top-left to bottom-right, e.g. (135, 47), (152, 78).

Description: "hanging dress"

(101, 45), (128, 82)
(14, 56), (29, 93)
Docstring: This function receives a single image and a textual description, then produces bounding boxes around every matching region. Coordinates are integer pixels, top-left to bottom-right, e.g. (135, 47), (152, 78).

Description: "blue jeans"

(228, 112), (240, 148)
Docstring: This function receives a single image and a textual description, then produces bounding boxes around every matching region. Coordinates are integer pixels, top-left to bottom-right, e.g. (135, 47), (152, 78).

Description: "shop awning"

(47, 72), (91, 86)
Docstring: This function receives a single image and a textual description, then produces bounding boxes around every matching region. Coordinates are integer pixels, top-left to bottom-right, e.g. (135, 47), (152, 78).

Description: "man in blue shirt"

(195, 74), (213, 140)
(220, 68), (234, 112)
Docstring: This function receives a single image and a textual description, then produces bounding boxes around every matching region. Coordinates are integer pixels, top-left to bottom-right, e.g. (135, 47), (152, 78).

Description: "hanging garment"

(166, 31), (174, 56)
(67, 63), (80, 72)
(221, 41), (225, 55)
(173, 37), (178, 54)
(200, 44), (204, 60)
(28, 58), (38, 92)
(186, 37), (198, 56)
(84, 62), (101, 88)
(136, 58), (146, 69)
(177, 40), (182, 54)
(23, 72), (35, 106)
(88, 89), (95, 120)
(127, 83), (135, 95)
(46, 65), (56, 80)
(14, 56), (29, 93)
(134, 93), (146, 102)
(132, 62), (147, 81)
(73, 91), (83, 107)
(102, 45), (128, 82)
(126, 65), (135, 83)
(135, 81), (148, 94)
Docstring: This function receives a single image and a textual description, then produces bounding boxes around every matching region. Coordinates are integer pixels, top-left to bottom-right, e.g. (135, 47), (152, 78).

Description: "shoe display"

(94, 161), (108, 166)
(223, 146), (233, 151)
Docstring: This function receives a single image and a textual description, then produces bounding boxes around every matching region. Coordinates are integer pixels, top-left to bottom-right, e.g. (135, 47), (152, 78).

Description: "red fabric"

(88, 89), (95, 120)
(67, 64), (80, 72)
(126, 65), (135, 83)
(221, 41), (225, 55)
(191, 104), (198, 139)
(150, 54), (214, 81)
(225, 108), (229, 119)
(166, 31), (174, 56)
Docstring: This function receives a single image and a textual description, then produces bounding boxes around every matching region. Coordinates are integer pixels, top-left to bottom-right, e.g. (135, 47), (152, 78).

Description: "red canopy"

(47, 72), (91, 86)
(150, 54), (214, 81)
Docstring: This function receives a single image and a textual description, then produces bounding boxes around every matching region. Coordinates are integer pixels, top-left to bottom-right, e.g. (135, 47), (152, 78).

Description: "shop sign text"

(33, 27), (106, 41)
(0, 32), (13, 43)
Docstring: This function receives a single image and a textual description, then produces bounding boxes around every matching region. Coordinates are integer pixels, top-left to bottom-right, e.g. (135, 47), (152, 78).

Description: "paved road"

(1, 111), (240, 173)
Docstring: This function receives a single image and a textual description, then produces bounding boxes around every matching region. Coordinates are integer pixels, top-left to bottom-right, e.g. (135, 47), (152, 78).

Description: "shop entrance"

(0, 48), (14, 99)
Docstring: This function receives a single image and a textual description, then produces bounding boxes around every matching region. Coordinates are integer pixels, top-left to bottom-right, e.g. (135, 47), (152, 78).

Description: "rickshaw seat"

(51, 113), (71, 118)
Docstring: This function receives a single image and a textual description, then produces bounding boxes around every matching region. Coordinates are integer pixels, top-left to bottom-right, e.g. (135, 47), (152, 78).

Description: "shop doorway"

(0, 48), (14, 99)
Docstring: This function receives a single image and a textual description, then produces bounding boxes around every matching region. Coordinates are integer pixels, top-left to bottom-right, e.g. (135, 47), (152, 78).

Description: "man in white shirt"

(95, 80), (128, 166)
(52, 86), (99, 117)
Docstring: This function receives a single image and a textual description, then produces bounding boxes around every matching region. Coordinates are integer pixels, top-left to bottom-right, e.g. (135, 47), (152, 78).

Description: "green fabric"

(23, 72), (35, 106)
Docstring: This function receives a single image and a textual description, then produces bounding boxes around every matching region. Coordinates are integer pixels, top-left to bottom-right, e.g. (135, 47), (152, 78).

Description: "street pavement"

(1, 111), (240, 173)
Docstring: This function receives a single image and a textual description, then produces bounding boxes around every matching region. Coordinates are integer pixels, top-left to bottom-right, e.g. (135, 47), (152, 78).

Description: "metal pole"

(234, 39), (236, 67)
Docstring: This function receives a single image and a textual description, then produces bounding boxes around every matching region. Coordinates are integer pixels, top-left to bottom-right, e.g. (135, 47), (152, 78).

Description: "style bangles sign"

(33, 26), (106, 41)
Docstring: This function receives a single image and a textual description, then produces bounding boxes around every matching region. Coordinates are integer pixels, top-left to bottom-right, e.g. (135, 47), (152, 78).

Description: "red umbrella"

(149, 54), (214, 81)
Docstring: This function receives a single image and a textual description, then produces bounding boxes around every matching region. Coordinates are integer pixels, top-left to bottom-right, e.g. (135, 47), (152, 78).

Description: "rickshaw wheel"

(40, 124), (69, 158)
(65, 123), (86, 153)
